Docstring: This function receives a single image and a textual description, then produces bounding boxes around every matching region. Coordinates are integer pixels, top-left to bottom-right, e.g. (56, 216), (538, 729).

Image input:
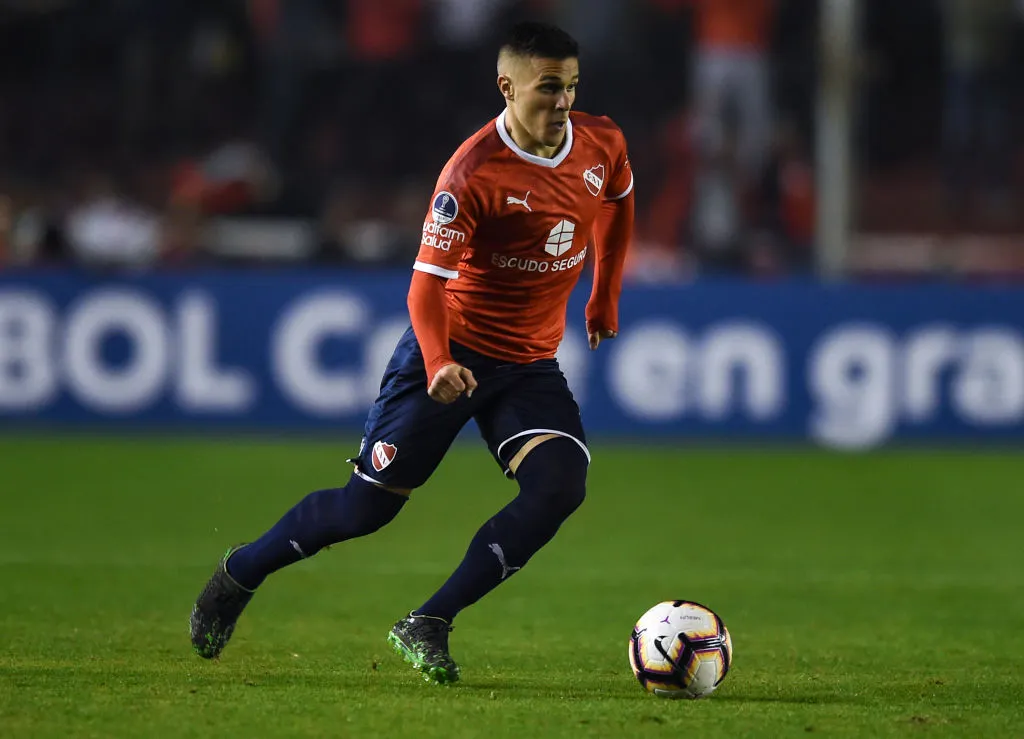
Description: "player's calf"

(410, 437), (588, 637)
(222, 476), (407, 590)
(189, 477), (407, 659)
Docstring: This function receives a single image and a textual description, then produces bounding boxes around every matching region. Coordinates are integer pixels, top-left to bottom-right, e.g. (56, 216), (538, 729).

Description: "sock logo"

(488, 542), (521, 580)
(371, 441), (398, 472)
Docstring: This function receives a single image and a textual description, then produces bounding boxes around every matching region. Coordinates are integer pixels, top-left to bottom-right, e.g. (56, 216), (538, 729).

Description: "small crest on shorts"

(431, 191), (459, 225)
(371, 441), (398, 472)
(583, 164), (605, 196)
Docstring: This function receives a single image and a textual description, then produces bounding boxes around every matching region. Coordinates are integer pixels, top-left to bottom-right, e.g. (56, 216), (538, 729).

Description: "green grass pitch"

(1, 436), (1023, 738)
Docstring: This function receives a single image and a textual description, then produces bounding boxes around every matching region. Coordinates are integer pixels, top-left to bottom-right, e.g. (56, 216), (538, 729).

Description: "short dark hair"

(500, 21), (579, 61)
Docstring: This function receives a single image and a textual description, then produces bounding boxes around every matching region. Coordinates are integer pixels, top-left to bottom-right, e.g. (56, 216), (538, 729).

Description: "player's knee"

(306, 475), (406, 544)
(514, 436), (588, 520)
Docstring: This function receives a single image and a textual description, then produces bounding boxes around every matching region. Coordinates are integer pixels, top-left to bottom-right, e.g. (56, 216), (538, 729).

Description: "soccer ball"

(628, 600), (733, 699)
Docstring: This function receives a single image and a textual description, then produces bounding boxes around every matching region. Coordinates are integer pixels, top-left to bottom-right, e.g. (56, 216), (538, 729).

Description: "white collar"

(495, 109), (573, 168)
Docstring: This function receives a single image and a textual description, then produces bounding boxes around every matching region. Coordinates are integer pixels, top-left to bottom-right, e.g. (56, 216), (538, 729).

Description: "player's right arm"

(407, 272), (477, 403)
(408, 177), (482, 403)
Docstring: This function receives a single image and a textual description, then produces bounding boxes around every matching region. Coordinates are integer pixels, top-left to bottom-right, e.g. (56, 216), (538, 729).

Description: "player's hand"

(428, 363), (478, 404)
(588, 328), (617, 350)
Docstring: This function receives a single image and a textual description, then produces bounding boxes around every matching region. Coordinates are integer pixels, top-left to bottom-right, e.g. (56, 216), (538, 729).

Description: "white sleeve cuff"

(414, 260), (459, 279)
(606, 172), (634, 201)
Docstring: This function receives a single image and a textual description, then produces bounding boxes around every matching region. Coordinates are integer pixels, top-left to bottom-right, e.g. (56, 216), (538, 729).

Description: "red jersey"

(412, 110), (634, 368)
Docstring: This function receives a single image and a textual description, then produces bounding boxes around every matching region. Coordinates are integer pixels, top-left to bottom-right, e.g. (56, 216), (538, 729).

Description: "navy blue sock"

(227, 474), (406, 590)
(417, 439), (587, 623)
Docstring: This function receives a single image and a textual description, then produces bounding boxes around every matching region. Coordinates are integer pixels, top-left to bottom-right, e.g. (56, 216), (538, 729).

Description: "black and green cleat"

(387, 613), (461, 685)
(189, 544), (255, 659)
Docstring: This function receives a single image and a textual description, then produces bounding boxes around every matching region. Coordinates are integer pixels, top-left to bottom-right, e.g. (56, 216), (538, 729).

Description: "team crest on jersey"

(371, 441), (398, 472)
(432, 191), (459, 225)
(583, 164), (605, 196)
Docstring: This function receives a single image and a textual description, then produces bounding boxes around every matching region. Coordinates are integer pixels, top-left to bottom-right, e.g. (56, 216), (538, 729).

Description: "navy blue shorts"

(350, 327), (588, 490)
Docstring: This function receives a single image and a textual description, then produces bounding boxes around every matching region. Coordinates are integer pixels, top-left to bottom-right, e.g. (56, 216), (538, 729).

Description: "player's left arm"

(586, 137), (635, 350)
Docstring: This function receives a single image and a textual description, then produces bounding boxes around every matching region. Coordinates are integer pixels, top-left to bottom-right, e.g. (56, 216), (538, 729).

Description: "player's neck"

(503, 109), (566, 159)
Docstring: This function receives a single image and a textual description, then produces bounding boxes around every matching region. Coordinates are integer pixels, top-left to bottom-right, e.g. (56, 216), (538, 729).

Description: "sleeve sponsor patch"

(431, 191), (459, 225)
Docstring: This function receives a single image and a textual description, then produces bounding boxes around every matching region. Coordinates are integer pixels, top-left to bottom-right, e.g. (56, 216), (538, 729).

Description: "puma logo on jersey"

(506, 191), (532, 212)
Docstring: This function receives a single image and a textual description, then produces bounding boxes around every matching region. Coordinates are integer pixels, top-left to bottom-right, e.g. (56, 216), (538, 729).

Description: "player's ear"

(497, 74), (514, 103)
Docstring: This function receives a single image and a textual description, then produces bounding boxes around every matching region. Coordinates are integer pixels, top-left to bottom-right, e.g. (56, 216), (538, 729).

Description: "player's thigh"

(352, 328), (475, 491)
(475, 362), (590, 479)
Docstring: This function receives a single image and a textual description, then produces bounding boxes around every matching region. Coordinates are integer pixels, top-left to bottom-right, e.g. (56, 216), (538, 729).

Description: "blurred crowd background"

(0, 0), (1022, 279)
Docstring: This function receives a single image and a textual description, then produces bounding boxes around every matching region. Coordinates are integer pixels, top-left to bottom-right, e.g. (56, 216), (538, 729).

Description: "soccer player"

(190, 21), (634, 685)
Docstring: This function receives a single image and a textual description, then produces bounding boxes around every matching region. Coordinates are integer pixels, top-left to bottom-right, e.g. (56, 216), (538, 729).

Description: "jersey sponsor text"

(421, 221), (467, 252)
(491, 245), (588, 273)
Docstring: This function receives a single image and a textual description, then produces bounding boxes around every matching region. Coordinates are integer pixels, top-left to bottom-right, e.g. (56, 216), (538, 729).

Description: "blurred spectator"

(421, 0), (516, 135)
(681, 0), (777, 184)
(170, 140), (279, 216)
(0, 183), (69, 267)
(636, 106), (813, 278)
(160, 204), (203, 265)
(427, 0), (514, 49)
(343, 0), (425, 180)
(549, 0), (628, 115)
(645, 0), (779, 275)
(689, 110), (748, 273)
(6, 0), (1021, 279)
(318, 181), (421, 266)
(64, 171), (161, 270)
(939, 0), (1022, 222)
(753, 117), (815, 273)
(249, 0), (342, 167)
(638, 109), (697, 261)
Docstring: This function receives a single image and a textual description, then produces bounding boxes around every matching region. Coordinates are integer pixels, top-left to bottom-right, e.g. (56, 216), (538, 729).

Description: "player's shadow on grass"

(460, 680), (861, 704)
(184, 672), (619, 700)
(179, 669), (862, 705)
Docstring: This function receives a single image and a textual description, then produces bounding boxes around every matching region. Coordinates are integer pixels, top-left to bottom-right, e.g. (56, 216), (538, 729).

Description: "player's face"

(507, 56), (579, 153)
